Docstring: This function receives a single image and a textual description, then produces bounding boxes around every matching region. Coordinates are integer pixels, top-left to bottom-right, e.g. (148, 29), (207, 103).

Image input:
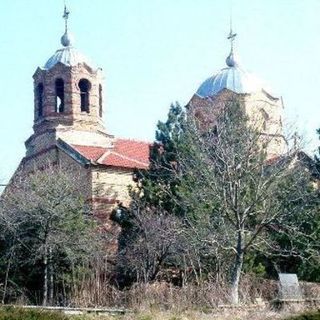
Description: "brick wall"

(188, 89), (287, 158)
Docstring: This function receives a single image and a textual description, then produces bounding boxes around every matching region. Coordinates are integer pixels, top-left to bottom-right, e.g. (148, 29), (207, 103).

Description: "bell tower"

(26, 6), (112, 157)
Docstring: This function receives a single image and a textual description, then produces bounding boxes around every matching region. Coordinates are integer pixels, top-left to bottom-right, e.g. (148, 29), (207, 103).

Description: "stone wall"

(57, 148), (93, 199)
(244, 91), (286, 157)
(91, 166), (134, 206)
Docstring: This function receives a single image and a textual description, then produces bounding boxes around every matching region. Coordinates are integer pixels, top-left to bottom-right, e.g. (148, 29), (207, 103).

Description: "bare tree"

(173, 99), (318, 304)
(0, 165), (100, 306)
(112, 197), (186, 287)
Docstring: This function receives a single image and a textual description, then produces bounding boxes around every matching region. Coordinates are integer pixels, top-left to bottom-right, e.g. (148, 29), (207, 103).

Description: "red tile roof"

(71, 145), (106, 162)
(113, 139), (150, 164)
(71, 139), (150, 170)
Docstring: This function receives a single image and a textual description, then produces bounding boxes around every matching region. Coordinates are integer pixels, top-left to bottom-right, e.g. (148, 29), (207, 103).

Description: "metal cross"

(227, 14), (237, 50)
(228, 30), (237, 42)
(63, 4), (70, 32)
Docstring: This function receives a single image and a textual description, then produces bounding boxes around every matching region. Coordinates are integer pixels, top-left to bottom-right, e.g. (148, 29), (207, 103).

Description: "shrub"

(0, 307), (70, 320)
(285, 311), (320, 320)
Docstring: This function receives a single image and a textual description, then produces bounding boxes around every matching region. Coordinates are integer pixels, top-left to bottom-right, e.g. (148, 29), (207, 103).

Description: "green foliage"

(117, 98), (320, 297)
(137, 315), (153, 320)
(243, 254), (267, 278)
(0, 307), (69, 320)
(0, 166), (101, 304)
(315, 128), (320, 179)
(114, 103), (193, 286)
(266, 161), (320, 280)
(132, 102), (186, 216)
(285, 311), (320, 320)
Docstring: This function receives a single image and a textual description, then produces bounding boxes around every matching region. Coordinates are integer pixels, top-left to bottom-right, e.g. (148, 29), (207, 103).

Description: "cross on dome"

(226, 24), (238, 67)
(60, 3), (74, 47)
(227, 28), (237, 49)
(43, 3), (94, 70)
(195, 24), (276, 98)
(63, 5), (70, 32)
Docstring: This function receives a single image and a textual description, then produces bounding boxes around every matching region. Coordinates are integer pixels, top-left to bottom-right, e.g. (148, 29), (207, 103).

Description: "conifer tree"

(315, 128), (320, 173)
(133, 102), (186, 216)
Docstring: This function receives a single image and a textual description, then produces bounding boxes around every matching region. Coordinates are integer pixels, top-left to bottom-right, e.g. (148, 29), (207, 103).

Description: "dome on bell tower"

(44, 44), (94, 70)
(43, 6), (94, 70)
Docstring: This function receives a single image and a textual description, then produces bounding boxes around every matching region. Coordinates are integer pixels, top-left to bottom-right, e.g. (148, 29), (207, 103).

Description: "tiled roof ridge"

(115, 137), (152, 145)
(70, 140), (150, 169)
(96, 150), (111, 163)
(100, 150), (148, 166)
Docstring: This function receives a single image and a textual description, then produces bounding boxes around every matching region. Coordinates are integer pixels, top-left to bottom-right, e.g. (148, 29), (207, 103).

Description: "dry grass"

(73, 309), (315, 320)
(70, 275), (279, 310)
(6, 275), (320, 320)
(67, 277), (320, 320)
(1, 306), (318, 320)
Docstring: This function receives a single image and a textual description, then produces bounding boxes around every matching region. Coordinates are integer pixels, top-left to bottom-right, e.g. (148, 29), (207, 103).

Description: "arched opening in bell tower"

(260, 108), (270, 131)
(55, 78), (65, 113)
(79, 79), (91, 113)
(37, 83), (44, 117)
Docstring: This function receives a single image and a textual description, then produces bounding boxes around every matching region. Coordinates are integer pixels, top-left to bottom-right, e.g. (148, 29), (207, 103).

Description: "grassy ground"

(0, 307), (319, 320)
(284, 311), (320, 320)
(0, 307), (70, 320)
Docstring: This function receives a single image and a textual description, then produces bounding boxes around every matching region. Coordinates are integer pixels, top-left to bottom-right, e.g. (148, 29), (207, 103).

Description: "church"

(11, 7), (151, 216)
(8, 7), (286, 220)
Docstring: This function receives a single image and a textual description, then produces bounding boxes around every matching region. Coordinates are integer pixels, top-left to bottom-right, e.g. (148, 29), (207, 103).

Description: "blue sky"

(0, 0), (319, 188)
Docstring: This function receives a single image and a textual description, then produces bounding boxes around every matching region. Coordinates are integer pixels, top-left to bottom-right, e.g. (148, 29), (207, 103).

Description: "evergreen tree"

(315, 128), (320, 174)
(133, 102), (186, 216)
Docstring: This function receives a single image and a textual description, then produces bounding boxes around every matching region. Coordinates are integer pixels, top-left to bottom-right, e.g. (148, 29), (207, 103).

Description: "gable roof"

(70, 139), (150, 170)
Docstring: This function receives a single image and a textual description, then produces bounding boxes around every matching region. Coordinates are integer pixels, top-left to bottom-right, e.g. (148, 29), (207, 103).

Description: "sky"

(0, 0), (319, 189)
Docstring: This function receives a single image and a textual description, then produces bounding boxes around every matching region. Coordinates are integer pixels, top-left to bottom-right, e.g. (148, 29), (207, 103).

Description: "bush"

(285, 311), (320, 320)
(0, 307), (70, 320)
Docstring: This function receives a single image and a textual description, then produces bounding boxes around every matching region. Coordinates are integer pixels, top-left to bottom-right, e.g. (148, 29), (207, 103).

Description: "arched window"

(99, 84), (103, 117)
(55, 78), (64, 113)
(260, 109), (269, 131)
(37, 83), (44, 117)
(79, 79), (91, 113)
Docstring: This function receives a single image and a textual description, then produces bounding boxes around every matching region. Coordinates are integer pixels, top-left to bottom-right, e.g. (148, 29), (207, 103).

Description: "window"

(99, 84), (103, 117)
(260, 109), (269, 131)
(55, 78), (64, 113)
(212, 124), (218, 135)
(79, 79), (91, 113)
(37, 83), (44, 117)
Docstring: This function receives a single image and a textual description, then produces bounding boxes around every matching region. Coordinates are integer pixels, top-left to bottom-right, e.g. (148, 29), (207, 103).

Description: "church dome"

(44, 45), (94, 70)
(43, 7), (94, 70)
(196, 35), (275, 98)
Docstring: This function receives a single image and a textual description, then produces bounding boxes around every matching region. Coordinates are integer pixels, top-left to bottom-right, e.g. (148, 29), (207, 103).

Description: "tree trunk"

(49, 247), (54, 305)
(230, 232), (244, 305)
(43, 245), (48, 306)
(2, 250), (13, 304)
